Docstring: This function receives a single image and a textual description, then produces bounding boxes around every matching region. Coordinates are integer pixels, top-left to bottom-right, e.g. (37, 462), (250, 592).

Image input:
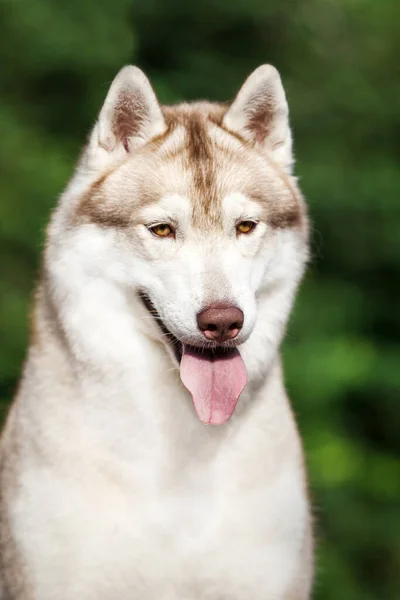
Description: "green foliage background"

(1, 0), (399, 597)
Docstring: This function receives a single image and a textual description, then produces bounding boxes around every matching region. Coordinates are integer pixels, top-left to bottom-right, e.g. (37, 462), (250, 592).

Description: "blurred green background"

(1, 0), (399, 598)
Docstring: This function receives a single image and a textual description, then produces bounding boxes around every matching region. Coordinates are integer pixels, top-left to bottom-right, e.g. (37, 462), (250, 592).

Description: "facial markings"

(163, 105), (222, 228)
(75, 169), (132, 228)
(74, 102), (305, 233)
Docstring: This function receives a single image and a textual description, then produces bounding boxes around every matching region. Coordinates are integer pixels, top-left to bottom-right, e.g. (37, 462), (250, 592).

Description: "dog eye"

(236, 221), (257, 235)
(149, 224), (175, 238)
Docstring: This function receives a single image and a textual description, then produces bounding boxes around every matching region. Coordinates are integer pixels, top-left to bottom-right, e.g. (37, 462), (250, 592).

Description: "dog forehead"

(109, 132), (256, 222)
(138, 142), (299, 230)
(76, 106), (303, 230)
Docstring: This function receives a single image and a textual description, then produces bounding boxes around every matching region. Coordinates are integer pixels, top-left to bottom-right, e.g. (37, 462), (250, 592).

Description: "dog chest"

(10, 455), (308, 600)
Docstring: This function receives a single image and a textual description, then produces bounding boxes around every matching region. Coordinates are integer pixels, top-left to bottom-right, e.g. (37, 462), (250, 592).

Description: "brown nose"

(197, 304), (244, 343)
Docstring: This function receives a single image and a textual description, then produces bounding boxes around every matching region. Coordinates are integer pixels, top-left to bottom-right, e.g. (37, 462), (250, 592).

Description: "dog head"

(48, 66), (309, 423)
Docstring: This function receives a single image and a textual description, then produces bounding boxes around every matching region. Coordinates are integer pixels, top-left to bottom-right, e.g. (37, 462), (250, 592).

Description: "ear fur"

(85, 66), (166, 169)
(223, 65), (293, 172)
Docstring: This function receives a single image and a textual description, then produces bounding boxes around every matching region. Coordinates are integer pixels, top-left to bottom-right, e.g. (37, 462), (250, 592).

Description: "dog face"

(46, 66), (308, 420)
(54, 67), (308, 361)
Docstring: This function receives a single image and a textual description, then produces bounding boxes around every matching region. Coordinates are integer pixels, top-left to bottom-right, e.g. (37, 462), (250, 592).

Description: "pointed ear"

(86, 66), (166, 168)
(223, 65), (293, 172)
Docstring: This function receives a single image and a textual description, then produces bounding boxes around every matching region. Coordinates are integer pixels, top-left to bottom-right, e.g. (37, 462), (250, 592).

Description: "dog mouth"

(139, 291), (184, 362)
(138, 292), (238, 362)
(138, 291), (248, 425)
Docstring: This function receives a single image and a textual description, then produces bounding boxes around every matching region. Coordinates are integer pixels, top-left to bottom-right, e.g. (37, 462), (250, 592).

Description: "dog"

(0, 64), (313, 599)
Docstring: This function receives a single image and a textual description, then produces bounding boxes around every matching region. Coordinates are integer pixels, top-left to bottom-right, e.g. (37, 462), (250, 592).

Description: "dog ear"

(223, 65), (293, 172)
(85, 66), (166, 168)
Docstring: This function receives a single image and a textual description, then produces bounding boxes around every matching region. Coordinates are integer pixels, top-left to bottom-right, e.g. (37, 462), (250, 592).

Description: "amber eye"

(149, 224), (174, 238)
(236, 221), (257, 235)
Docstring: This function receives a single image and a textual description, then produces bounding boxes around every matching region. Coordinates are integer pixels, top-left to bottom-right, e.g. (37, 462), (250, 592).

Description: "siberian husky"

(0, 65), (313, 599)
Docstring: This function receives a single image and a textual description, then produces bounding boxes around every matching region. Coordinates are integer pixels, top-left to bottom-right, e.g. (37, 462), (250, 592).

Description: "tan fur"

(76, 102), (304, 232)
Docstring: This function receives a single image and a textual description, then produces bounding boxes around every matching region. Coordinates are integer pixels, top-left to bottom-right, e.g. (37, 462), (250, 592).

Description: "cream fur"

(0, 65), (313, 600)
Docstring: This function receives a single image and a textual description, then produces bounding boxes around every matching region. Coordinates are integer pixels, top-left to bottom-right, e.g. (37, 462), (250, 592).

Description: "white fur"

(0, 66), (313, 600)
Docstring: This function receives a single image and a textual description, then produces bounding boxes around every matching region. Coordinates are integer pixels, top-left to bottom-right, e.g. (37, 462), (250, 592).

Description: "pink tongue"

(180, 348), (247, 425)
